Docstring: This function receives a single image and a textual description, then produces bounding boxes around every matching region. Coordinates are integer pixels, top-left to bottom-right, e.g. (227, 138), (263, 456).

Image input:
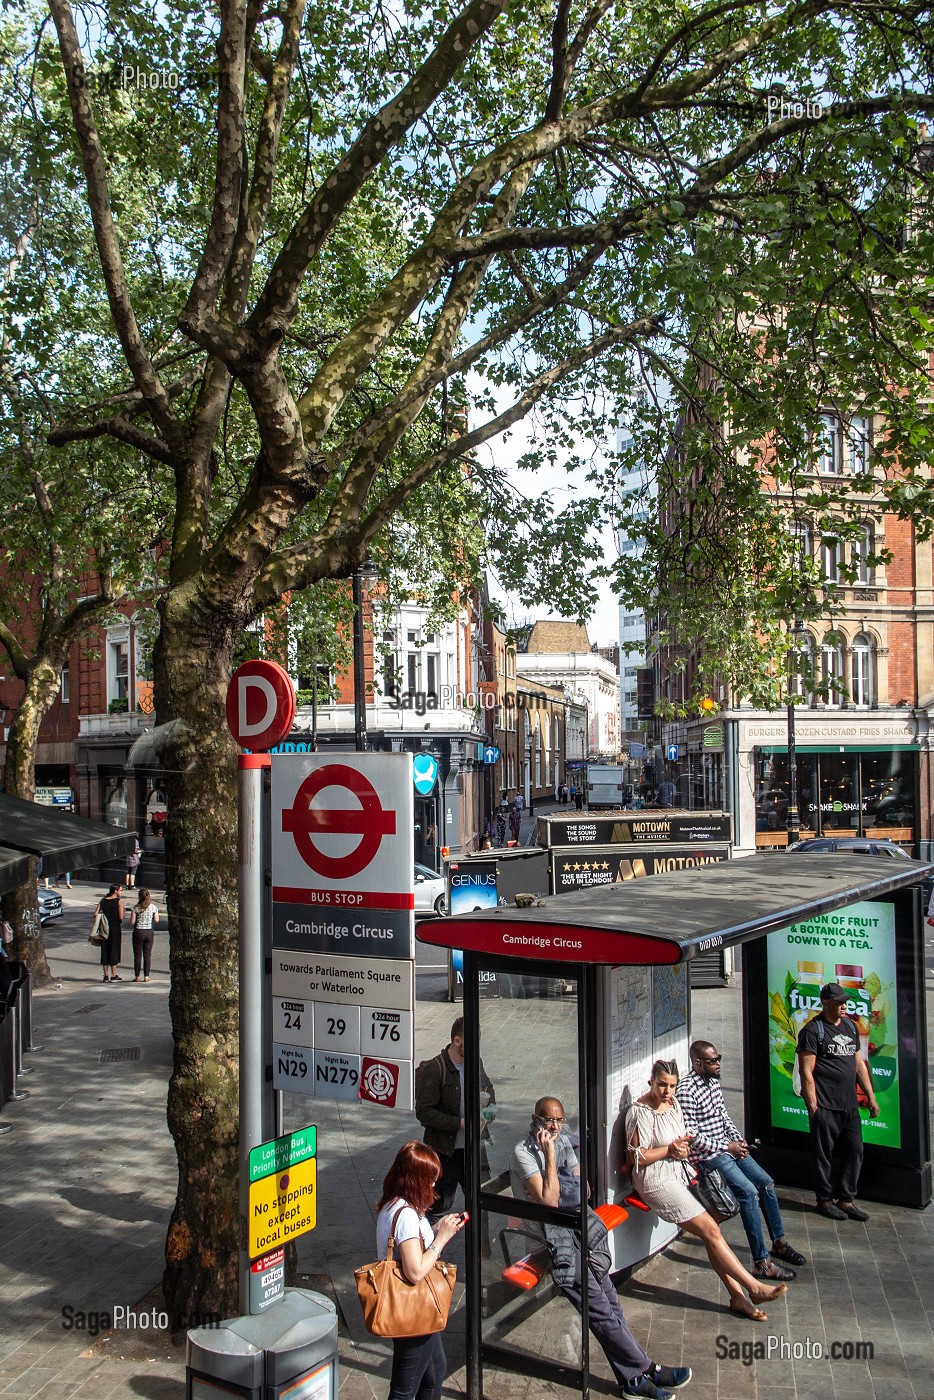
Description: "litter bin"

(187, 1288), (338, 1400)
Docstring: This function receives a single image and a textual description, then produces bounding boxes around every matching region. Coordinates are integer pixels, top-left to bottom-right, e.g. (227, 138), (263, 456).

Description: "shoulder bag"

(88, 904), (108, 946)
(689, 1166), (740, 1221)
(355, 1207), (456, 1338)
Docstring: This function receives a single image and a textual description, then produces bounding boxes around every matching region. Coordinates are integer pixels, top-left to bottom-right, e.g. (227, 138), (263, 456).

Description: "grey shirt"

(510, 1132), (579, 1206)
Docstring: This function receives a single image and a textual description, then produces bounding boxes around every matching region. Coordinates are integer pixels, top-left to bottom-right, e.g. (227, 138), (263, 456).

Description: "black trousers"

(809, 1106), (864, 1203)
(389, 1331), (445, 1400)
(558, 1267), (651, 1385)
(133, 930), (155, 978)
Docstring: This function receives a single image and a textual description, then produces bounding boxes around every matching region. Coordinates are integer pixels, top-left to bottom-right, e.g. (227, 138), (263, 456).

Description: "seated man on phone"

(510, 1095), (692, 1400)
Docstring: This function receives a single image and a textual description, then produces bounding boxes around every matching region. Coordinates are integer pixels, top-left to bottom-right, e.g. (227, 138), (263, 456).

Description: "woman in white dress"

(626, 1061), (787, 1321)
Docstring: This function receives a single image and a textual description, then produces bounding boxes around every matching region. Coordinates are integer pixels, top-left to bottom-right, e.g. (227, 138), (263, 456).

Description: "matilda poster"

(766, 901), (900, 1148)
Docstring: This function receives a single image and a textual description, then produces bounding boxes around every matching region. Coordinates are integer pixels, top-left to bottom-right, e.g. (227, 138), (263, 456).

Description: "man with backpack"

(415, 1016), (495, 1224)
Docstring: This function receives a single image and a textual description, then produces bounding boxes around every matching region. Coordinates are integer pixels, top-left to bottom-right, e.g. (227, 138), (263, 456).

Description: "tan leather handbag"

(355, 1207), (456, 1337)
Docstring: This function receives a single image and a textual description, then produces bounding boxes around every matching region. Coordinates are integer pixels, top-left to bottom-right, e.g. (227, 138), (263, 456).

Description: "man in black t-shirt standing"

(798, 982), (880, 1221)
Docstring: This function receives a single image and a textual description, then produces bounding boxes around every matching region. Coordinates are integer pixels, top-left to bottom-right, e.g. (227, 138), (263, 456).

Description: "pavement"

(1, 829), (933, 1400)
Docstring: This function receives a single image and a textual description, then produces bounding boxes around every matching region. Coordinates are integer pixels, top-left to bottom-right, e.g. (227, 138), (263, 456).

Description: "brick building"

(653, 407), (934, 858)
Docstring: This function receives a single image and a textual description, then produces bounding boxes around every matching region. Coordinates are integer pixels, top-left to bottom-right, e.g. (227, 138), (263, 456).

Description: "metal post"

(786, 695), (800, 846)
(352, 568), (367, 753)
(238, 752), (270, 1315)
(463, 953), (481, 1400)
(786, 619), (803, 847)
(7, 993), (27, 1102)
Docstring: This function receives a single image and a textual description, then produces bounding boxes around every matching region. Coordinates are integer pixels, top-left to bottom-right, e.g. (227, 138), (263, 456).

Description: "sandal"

(730, 1300), (768, 1322)
(751, 1282), (788, 1304)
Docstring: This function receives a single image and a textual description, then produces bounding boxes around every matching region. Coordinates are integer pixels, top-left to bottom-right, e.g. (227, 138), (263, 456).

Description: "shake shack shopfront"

(737, 713), (920, 851)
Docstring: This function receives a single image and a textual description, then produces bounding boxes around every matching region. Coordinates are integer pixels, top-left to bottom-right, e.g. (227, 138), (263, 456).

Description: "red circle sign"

(282, 764), (397, 879)
(226, 660), (296, 751)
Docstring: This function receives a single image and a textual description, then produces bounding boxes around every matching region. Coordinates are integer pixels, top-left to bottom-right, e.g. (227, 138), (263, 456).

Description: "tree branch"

(46, 0), (178, 443)
(249, 0), (510, 339)
(183, 0), (250, 327)
(47, 415), (175, 465)
(258, 315), (661, 604)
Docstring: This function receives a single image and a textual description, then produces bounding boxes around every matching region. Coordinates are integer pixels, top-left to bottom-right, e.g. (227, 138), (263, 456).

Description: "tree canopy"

(3, 0), (930, 1316)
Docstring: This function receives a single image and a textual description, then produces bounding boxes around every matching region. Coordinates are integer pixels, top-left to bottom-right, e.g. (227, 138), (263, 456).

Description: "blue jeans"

(389, 1331), (446, 1400)
(702, 1151), (786, 1265)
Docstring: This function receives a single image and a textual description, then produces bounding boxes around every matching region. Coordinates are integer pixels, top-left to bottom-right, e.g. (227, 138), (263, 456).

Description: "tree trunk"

(157, 590), (243, 1323)
(1, 664), (63, 985)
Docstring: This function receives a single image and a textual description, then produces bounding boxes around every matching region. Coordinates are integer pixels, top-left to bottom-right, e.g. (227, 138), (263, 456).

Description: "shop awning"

(0, 845), (31, 894)
(418, 853), (934, 965)
(0, 792), (138, 876)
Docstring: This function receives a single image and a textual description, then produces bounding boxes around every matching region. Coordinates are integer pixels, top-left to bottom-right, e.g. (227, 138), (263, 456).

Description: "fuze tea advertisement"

(766, 901), (900, 1148)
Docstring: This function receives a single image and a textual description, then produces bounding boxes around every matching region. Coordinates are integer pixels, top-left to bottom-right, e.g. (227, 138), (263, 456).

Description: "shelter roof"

(418, 853), (933, 965)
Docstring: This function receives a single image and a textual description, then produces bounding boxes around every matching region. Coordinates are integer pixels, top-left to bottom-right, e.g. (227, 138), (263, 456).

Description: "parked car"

(38, 887), (64, 923)
(787, 836), (932, 906)
(787, 836), (912, 858)
(414, 862), (447, 916)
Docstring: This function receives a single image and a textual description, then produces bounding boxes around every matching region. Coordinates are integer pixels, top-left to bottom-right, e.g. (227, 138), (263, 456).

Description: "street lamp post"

(786, 617), (805, 846)
(352, 559), (377, 753)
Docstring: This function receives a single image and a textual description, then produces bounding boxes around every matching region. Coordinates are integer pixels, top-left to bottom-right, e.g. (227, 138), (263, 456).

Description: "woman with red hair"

(376, 1140), (466, 1399)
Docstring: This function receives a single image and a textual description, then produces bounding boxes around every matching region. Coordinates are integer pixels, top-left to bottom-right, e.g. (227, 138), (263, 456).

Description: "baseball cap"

(819, 982), (848, 1002)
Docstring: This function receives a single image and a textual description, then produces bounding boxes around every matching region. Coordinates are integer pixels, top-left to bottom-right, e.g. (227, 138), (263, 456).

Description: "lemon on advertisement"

(249, 1155), (317, 1257)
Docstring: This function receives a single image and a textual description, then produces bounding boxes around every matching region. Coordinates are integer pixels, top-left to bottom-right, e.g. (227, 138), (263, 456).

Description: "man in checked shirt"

(677, 1041), (806, 1282)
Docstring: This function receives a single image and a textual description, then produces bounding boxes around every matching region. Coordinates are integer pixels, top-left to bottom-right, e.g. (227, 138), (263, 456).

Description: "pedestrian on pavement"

(515, 792), (524, 815)
(626, 1061), (787, 1322)
(98, 885), (125, 982)
(513, 1094), (692, 1399)
(797, 983), (879, 1220)
(494, 810), (507, 846)
(374, 1140), (466, 1400)
(508, 803), (521, 843)
(656, 778), (677, 808)
(574, 786), (584, 811)
(124, 837), (141, 889)
(130, 889), (160, 982)
(415, 1016), (495, 1225)
(677, 1041), (805, 1280)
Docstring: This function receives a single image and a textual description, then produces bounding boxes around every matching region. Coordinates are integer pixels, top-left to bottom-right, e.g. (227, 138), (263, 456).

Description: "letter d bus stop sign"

(227, 659), (296, 751)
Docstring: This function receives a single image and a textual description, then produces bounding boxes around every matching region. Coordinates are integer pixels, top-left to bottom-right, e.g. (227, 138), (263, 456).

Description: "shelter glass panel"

(475, 970), (595, 1391)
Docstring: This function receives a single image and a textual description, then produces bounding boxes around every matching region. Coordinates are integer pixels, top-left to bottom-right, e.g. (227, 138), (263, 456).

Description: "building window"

(789, 518), (812, 564)
(406, 630), (421, 694)
(853, 524), (874, 584)
(426, 653), (438, 699)
(821, 537), (840, 585)
(851, 634), (874, 707)
(108, 635), (130, 704)
(381, 630), (397, 698)
(820, 632), (845, 707)
(847, 416), (871, 474)
(60, 666), (70, 704)
(789, 632), (815, 707)
(818, 414), (841, 474)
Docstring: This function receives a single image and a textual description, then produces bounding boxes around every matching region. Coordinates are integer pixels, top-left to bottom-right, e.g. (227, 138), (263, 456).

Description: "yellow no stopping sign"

(249, 1155), (317, 1257)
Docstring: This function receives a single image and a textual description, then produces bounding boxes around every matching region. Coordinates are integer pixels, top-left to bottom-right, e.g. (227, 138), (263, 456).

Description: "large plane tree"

(21, 0), (934, 1316)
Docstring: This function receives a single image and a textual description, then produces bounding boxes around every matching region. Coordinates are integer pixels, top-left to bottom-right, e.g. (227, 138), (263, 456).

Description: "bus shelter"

(416, 853), (932, 1399)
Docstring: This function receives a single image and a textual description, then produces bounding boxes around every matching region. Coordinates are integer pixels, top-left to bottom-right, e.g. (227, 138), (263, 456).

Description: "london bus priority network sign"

(270, 753), (416, 1109)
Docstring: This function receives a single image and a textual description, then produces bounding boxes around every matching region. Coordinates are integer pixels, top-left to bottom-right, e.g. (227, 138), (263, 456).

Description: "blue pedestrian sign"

(666, 744), (679, 761)
(483, 746), (501, 765)
(412, 753), (440, 795)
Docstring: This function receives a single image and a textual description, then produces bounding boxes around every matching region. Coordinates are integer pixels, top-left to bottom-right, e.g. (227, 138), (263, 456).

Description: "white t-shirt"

(376, 1198), (434, 1262)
